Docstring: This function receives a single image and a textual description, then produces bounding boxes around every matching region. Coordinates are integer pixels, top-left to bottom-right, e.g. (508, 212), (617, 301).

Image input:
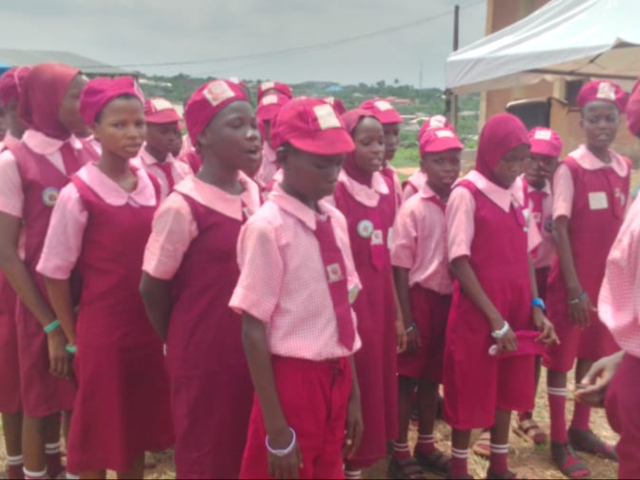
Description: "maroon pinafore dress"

(13, 140), (95, 417)
(66, 171), (173, 473)
(545, 156), (631, 373)
(166, 193), (254, 480)
(334, 175), (398, 469)
(443, 180), (535, 431)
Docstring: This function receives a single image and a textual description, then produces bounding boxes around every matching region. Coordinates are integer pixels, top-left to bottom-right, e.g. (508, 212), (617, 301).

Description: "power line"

(88, 0), (484, 70)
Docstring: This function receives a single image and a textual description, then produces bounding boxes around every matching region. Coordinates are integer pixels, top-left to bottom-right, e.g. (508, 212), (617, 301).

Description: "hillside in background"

(138, 74), (480, 146)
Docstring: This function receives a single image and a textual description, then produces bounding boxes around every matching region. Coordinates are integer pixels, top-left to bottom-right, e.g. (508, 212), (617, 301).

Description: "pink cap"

(418, 115), (453, 141)
(577, 80), (627, 112)
(79, 76), (144, 126)
(627, 79), (640, 137)
(144, 97), (182, 124)
(323, 97), (347, 116)
(184, 79), (248, 145)
(528, 127), (563, 158)
(271, 97), (355, 156)
(256, 93), (290, 124)
(0, 66), (32, 105)
(258, 81), (292, 101)
(359, 99), (403, 125)
(419, 127), (463, 155)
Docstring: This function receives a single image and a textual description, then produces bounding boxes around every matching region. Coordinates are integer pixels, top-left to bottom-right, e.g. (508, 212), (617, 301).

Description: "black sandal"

(551, 442), (591, 479)
(569, 427), (619, 461)
(388, 457), (426, 480)
(415, 449), (450, 477)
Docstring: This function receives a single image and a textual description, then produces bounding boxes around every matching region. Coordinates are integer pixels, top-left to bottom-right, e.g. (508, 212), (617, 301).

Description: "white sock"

(23, 467), (47, 480)
(7, 455), (24, 466)
(345, 469), (362, 479)
(548, 387), (568, 397)
(418, 434), (435, 445)
(45, 441), (62, 455)
(490, 443), (510, 454)
(452, 447), (469, 459)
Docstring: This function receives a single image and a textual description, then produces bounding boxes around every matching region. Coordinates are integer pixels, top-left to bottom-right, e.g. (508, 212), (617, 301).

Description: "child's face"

(280, 146), (344, 202)
(59, 74), (90, 137)
(170, 134), (183, 158)
(493, 144), (530, 189)
(421, 149), (461, 193)
(580, 102), (620, 150)
(524, 154), (558, 189)
(352, 117), (385, 174)
(146, 122), (182, 160)
(199, 101), (262, 177)
(94, 97), (146, 160)
(382, 123), (401, 162)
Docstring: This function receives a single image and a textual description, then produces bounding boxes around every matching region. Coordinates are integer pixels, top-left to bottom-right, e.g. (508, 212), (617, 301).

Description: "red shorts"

(605, 354), (640, 480)
(240, 356), (352, 480)
(397, 287), (451, 383)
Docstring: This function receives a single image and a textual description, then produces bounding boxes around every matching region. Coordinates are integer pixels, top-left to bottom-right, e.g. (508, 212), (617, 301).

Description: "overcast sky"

(0, 0), (487, 88)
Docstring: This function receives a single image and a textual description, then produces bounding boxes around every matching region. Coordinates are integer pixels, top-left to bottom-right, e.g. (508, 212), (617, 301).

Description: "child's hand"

(267, 429), (303, 480)
(533, 309), (560, 347)
(343, 391), (364, 460)
(405, 324), (422, 355)
(47, 329), (72, 378)
(575, 352), (624, 408)
(496, 327), (518, 355)
(568, 288), (596, 329)
(395, 318), (407, 354)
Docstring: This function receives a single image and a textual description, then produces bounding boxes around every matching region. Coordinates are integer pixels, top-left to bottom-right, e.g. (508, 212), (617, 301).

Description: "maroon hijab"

(476, 113), (529, 182)
(19, 63), (81, 140)
(342, 108), (380, 187)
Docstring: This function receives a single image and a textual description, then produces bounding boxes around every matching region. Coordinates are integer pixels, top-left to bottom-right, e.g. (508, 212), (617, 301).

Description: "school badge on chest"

(42, 187), (59, 207)
(357, 220), (374, 239)
(327, 263), (344, 283)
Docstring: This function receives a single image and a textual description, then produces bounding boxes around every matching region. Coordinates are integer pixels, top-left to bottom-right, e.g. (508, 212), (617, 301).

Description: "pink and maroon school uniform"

(37, 161), (173, 473)
(402, 170), (428, 202)
(0, 128), (96, 417)
(444, 166), (542, 430)
(230, 184), (362, 480)
(521, 176), (554, 299)
(334, 169), (399, 469)
(143, 173), (260, 479)
(133, 147), (192, 200)
(544, 145), (631, 374)
(392, 182), (453, 384)
(0, 133), (22, 417)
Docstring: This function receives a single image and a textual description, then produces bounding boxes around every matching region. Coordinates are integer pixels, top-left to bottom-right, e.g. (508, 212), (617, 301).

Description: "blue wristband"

(531, 298), (547, 312)
(66, 345), (77, 355)
(44, 319), (60, 334)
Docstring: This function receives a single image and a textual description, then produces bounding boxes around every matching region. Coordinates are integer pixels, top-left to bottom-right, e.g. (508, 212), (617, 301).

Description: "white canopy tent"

(446, 0), (640, 94)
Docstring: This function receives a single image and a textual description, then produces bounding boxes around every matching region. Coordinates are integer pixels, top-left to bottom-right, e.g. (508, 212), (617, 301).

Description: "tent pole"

(446, 5), (460, 129)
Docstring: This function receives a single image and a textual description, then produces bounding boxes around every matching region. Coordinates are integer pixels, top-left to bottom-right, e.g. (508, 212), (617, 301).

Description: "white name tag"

(589, 192), (609, 211)
(371, 230), (384, 246)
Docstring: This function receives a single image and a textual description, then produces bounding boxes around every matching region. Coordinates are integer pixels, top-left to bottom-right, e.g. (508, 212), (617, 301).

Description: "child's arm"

(451, 256), (517, 354)
(140, 274), (173, 343)
(554, 216), (594, 328)
(344, 356), (364, 460)
(391, 271), (408, 354)
(0, 213), (70, 378)
(242, 313), (303, 480)
(44, 278), (77, 347)
(393, 266), (420, 354)
(527, 255), (559, 347)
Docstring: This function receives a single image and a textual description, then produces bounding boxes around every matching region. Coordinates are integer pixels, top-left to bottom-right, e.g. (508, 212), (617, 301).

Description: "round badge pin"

(357, 220), (374, 239)
(42, 187), (60, 207)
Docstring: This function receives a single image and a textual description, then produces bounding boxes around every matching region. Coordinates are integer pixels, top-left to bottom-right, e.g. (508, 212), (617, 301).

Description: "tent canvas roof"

(0, 49), (133, 77)
(446, 0), (640, 94)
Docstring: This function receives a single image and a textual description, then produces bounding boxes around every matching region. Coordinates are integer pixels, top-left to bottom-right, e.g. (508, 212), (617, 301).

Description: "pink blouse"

(132, 147), (192, 200)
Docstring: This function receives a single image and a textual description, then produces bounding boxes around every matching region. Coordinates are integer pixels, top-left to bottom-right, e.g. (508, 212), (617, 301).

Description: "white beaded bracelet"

(266, 428), (297, 457)
(491, 322), (511, 339)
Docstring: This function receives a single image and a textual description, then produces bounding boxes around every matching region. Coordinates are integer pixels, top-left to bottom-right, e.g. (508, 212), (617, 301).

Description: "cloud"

(0, 0), (486, 87)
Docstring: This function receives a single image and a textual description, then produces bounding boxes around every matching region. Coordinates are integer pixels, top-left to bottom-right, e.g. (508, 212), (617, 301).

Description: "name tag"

(371, 230), (384, 246)
(387, 227), (394, 249)
(589, 192), (609, 211)
(327, 264), (344, 283)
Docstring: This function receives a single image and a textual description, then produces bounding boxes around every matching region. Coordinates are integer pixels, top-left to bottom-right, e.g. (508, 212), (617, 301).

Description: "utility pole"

(445, 5), (460, 129)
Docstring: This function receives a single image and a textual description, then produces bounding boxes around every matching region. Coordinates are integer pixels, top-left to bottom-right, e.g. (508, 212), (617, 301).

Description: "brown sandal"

(514, 417), (548, 446)
(415, 449), (450, 477)
(388, 457), (426, 480)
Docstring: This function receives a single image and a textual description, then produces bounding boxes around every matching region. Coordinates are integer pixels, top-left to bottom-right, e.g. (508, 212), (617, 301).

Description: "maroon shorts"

(240, 356), (352, 480)
(397, 287), (451, 383)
